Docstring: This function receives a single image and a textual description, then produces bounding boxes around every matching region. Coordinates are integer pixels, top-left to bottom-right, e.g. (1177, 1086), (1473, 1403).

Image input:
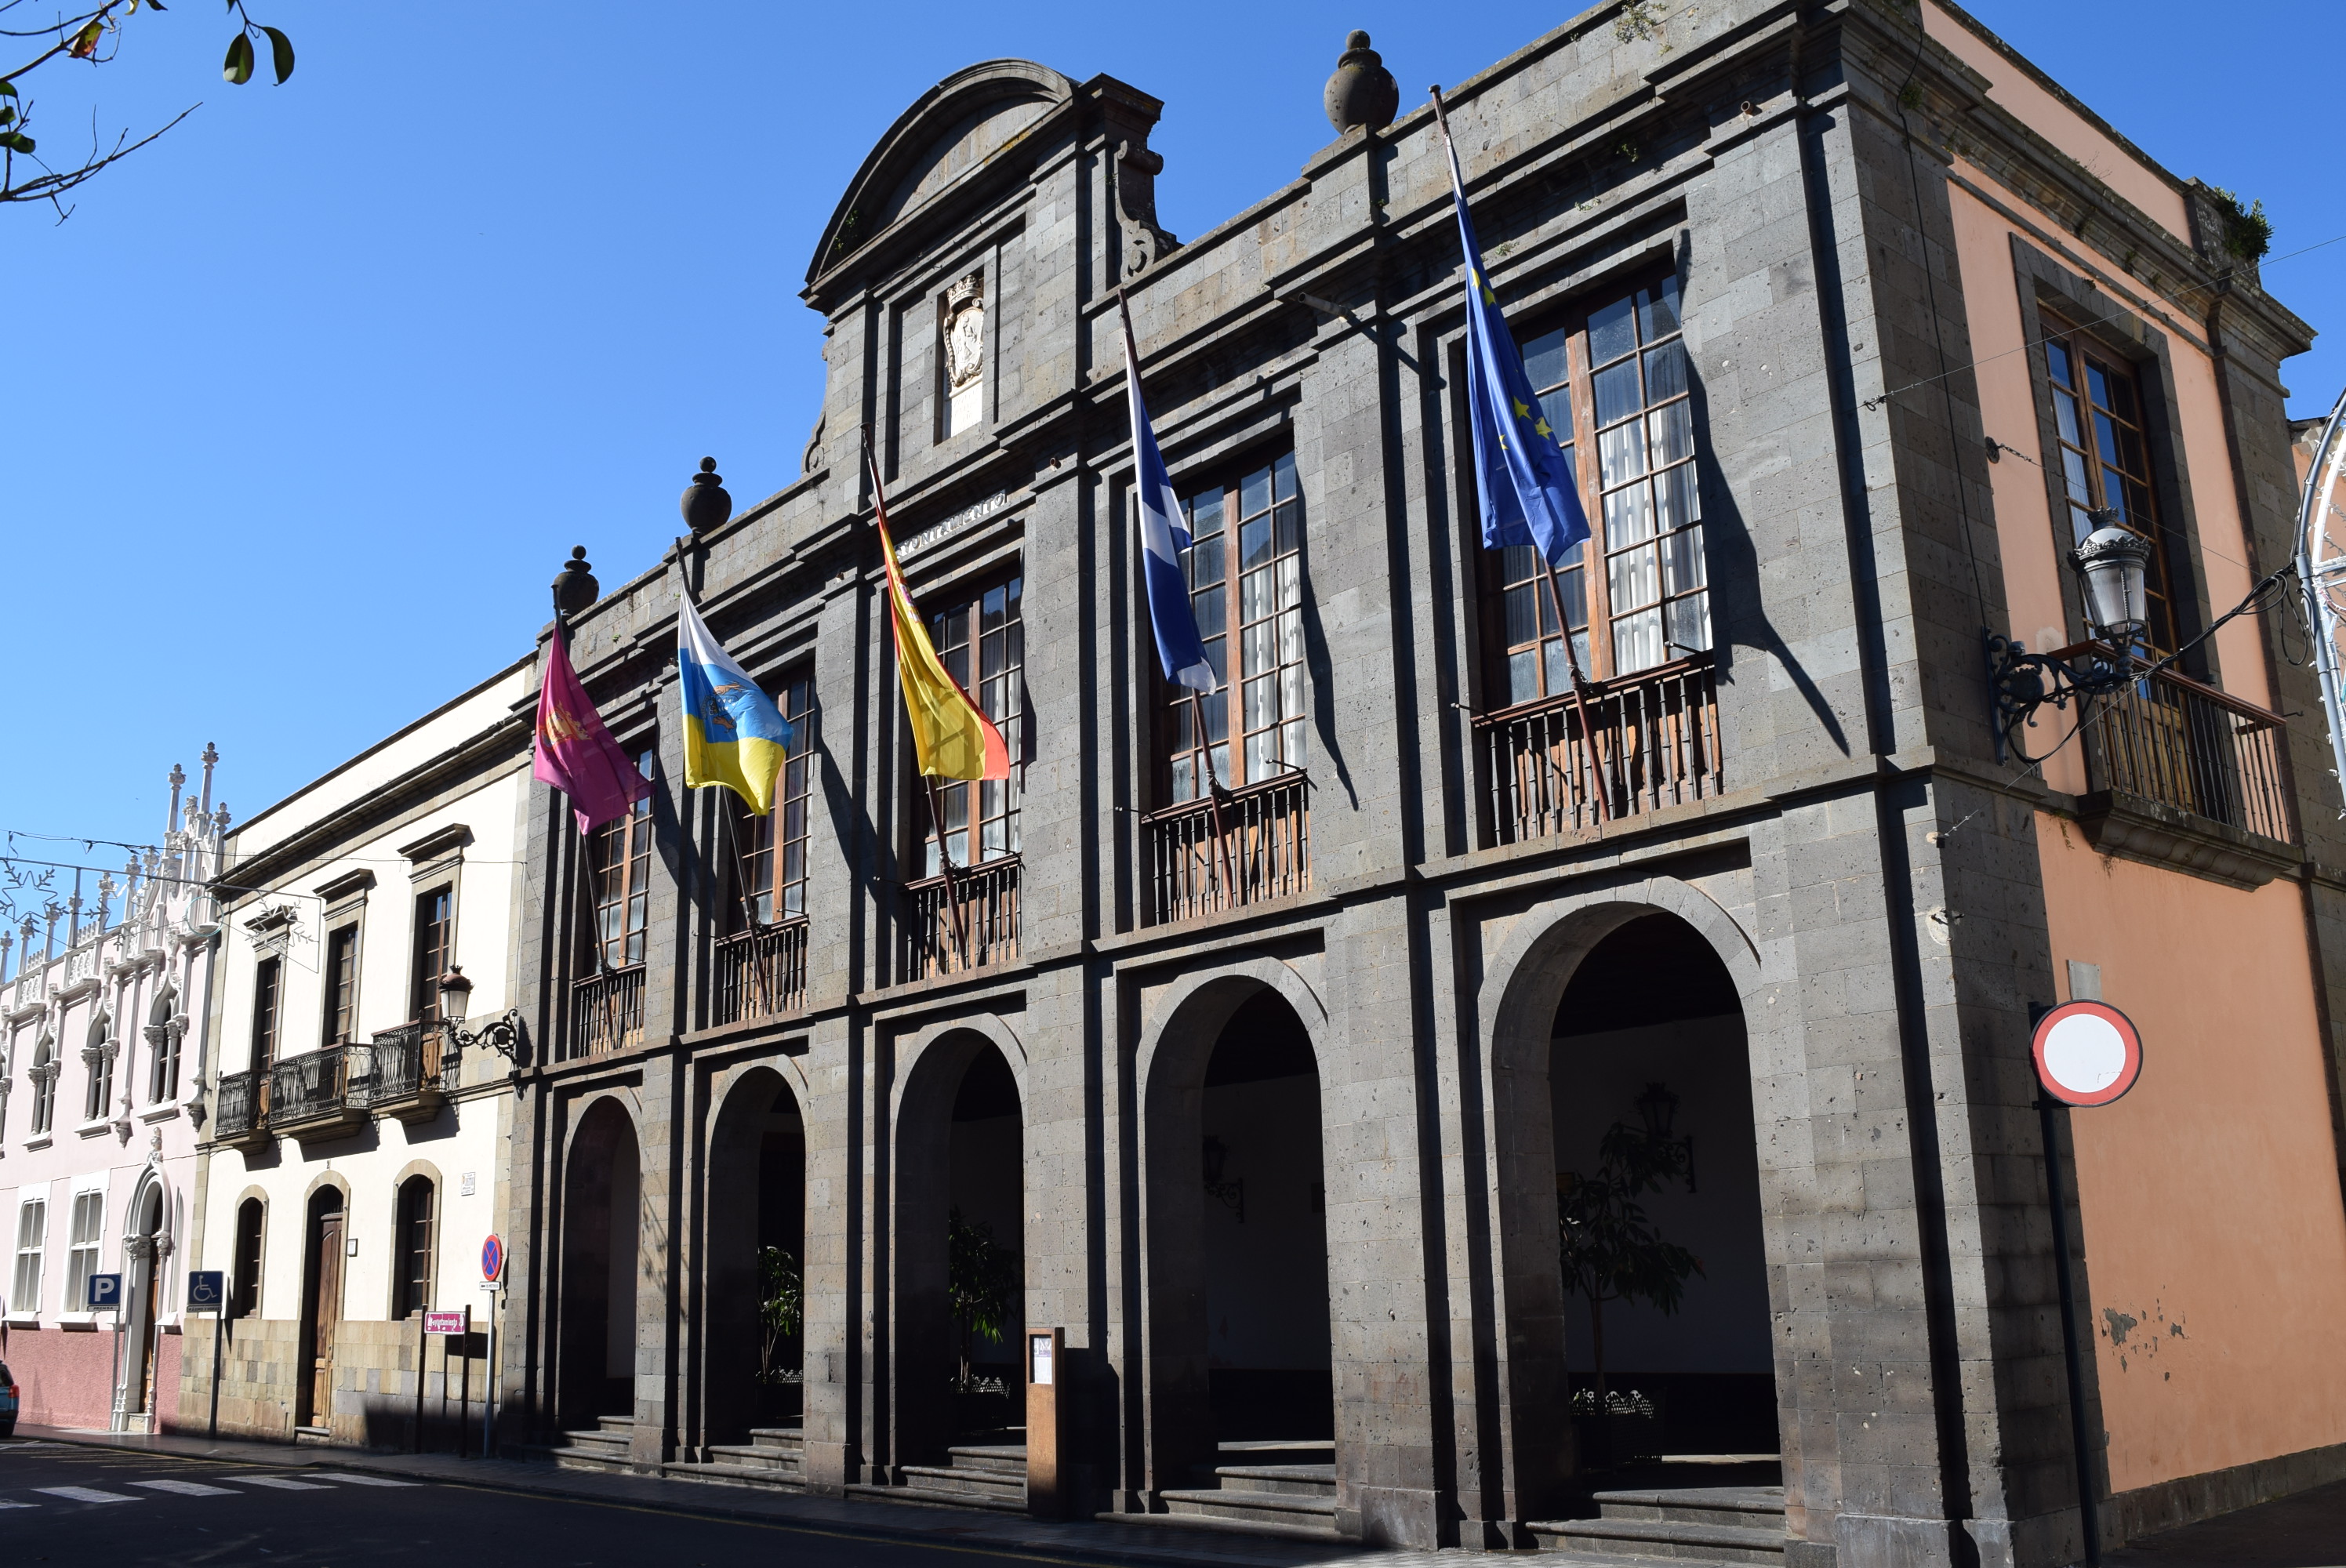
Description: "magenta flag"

(533, 631), (652, 834)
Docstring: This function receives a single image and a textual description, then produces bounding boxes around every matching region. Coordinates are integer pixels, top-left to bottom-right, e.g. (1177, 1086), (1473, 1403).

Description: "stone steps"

(842, 1439), (1029, 1514)
(1144, 1453), (1340, 1538)
(1528, 1485), (1788, 1563)
(531, 1414), (637, 1474)
(663, 1425), (804, 1493)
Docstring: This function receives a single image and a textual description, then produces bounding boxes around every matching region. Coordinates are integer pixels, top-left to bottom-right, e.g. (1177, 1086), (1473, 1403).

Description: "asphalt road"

(0, 1440), (1101, 1568)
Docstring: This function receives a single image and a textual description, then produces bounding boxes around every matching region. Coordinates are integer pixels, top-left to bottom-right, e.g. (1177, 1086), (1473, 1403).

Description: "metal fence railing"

(2073, 652), (2294, 844)
(267, 1046), (350, 1127)
(215, 1069), (263, 1138)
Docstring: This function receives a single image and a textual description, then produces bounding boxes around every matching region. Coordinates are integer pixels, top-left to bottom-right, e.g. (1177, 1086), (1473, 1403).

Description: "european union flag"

(1440, 114), (1591, 570)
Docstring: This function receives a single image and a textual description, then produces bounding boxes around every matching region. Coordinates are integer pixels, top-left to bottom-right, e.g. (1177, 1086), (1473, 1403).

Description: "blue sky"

(7, 1), (2341, 884)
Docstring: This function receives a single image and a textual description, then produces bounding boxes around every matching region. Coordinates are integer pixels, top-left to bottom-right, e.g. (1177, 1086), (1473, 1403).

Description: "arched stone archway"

(1137, 959), (1333, 1501)
(560, 1097), (643, 1425)
(888, 1022), (1026, 1469)
(704, 1065), (807, 1446)
(1473, 877), (1770, 1522)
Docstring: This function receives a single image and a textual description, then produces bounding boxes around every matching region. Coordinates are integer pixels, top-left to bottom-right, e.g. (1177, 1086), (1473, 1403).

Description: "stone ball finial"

(681, 455), (733, 536)
(1324, 29), (1398, 133)
(554, 544), (601, 616)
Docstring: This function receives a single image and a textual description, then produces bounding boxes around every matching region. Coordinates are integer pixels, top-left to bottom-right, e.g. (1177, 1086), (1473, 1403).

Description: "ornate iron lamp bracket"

(1985, 632), (2139, 766)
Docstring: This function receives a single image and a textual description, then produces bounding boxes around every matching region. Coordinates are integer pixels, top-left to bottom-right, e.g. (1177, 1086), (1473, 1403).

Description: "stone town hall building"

(184, 2), (2346, 1565)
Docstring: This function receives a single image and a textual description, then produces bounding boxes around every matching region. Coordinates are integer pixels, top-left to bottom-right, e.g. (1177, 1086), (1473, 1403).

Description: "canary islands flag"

(677, 593), (797, 814)
(1440, 109), (1591, 569)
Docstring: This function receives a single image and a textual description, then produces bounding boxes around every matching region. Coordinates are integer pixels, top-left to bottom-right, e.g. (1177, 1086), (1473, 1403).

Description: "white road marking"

(133, 1479), (242, 1497)
(34, 1485), (141, 1503)
(0, 1497), (38, 1508)
(228, 1475), (334, 1490)
(306, 1472), (419, 1486)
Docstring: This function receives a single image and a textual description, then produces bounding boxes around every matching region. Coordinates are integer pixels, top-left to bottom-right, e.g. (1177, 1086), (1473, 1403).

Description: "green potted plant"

(949, 1207), (1020, 1434)
(1558, 1120), (1702, 1466)
(755, 1245), (803, 1422)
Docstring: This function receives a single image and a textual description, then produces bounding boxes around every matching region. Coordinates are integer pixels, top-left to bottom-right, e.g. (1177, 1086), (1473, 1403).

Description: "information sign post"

(187, 1270), (227, 1439)
(1025, 1327), (1063, 1519)
(479, 1236), (504, 1461)
(2032, 1000), (2145, 1568)
(88, 1273), (123, 1433)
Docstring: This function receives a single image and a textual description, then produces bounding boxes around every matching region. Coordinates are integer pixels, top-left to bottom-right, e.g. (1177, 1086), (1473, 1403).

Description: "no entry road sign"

(2032, 1000), (2144, 1108)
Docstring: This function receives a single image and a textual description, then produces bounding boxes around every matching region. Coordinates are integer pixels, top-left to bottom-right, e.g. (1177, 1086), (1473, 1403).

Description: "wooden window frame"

(12, 1196), (45, 1314)
(321, 923), (360, 1046)
(29, 1038), (54, 1135)
(250, 956), (282, 1074)
(1474, 268), (1705, 706)
(409, 886), (454, 1026)
(2040, 311), (2181, 652)
(728, 672), (816, 931)
(63, 1189), (103, 1312)
(230, 1196), (265, 1319)
(911, 571), (1024, 877)
(392, 1175), (435, 1319)
(1161, 450), (1307, 801)
(586, 750), (657, 973)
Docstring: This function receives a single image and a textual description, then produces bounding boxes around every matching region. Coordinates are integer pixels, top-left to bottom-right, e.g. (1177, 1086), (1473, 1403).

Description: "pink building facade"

(1, 749), (226, 1431)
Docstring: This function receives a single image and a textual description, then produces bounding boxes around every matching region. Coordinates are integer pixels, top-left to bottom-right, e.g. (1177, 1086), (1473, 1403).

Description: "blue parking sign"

(187, 1270), (226, 1314)
(86, 1272), (122, 1310)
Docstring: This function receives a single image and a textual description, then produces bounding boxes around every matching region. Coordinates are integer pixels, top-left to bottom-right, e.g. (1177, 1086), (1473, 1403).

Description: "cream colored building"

(181, 659), (531, 1446)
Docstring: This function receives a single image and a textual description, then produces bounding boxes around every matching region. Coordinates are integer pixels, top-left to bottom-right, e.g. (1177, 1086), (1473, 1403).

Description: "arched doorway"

(125, 1181), (166, 1425)
(561, 1098), (641, 1424)
(296, 1185), (347, 1430)
(705, 1069), (806, 1444)
(1549, 913), (1773, 1464)
(892, 1032), (1023, 1467)
(1140, 971), (1334, 1503)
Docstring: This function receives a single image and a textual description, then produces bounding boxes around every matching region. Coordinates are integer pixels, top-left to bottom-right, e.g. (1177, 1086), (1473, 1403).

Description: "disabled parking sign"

(187, 1269), (226, 1313)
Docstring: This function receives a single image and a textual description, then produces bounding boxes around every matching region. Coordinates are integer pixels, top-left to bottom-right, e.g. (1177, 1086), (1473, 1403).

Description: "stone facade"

(478, 5), (2342, 1566)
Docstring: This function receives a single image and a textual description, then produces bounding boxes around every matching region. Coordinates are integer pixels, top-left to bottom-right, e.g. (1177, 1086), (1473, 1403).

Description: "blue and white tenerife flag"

(1440, 113), (1592, 569)
(1120, 296), (1217, 693)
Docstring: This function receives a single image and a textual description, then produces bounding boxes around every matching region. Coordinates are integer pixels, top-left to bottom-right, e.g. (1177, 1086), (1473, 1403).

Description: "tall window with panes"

(321, 924), (359, 1044)
(63, 1189), (104, 1312)
(587, 751), (656, 970)
(250, 957), (282, 1073)
(393, 1175), (436, 1318)
(731, 674), (815, 927)
(917, 578), (1023, 877)
(2042, 314), (2178, 651)
(1166, 453), (1306, 798)
(11, 1197), (44, 1315)
(411, 887), (453, 1025)
(1483, 274), (1705, 702)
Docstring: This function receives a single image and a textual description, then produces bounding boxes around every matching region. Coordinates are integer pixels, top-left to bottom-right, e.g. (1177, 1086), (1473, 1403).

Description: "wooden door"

(310, 1212), (343, 1422)
(133, 1254), (161, 1412)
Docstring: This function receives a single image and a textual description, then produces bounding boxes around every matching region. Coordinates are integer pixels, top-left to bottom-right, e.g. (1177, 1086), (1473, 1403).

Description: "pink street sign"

(424, 1308), (471, 1336)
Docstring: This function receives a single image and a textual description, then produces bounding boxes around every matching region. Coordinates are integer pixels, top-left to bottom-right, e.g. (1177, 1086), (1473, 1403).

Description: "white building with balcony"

(183, 660), (531, 1446)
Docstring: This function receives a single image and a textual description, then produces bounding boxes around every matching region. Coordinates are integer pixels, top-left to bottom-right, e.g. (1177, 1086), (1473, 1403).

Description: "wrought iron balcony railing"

(570, 965), (646, 1059)
(214, 1068), (266, 1142)
(716, 920), (809, 1025)
(2067, 648), (2294, 844)
(267, 1046), (363, 1140)
(1145, 771), (1311, 924)
(357, 1022), (448, 1122)
(902, 855), (1020, 982)
(1476, 655), (1723, 846)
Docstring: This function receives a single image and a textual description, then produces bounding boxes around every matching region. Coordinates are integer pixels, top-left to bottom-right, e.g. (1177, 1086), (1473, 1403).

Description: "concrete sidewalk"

(10, 1424), (2345, 1567)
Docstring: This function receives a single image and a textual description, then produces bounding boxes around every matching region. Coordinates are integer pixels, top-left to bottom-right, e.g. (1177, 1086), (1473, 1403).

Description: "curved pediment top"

(808, 58), (1077, 290)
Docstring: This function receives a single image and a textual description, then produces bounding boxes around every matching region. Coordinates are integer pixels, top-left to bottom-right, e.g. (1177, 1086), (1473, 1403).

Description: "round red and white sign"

(2032, 1000), (2144, 1107)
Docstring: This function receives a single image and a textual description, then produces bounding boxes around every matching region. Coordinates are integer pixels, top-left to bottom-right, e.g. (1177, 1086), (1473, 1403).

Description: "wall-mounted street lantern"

(1201, 1134), (1246, 1223)
(437, 966), (526, 1064)
(1986, 510), (2155, 764)
(1634, 1081), (1698, 1192)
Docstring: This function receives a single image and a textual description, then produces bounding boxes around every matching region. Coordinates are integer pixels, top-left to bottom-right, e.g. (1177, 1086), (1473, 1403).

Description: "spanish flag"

(677, 592), (797, 813)
(870, 455), (1009, 782)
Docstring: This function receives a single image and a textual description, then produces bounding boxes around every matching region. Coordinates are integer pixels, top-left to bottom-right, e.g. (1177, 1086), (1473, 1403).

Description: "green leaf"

(0, 107), (13, 127)
(262, 26), (293, 84)
(223, 31), (253, 85)
(0, 79), (16, 98)
(2, 132), (35, 154)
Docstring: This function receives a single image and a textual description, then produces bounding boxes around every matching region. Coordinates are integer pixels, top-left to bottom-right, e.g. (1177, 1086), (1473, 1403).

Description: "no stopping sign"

(2032, 1000), (2144, 1107)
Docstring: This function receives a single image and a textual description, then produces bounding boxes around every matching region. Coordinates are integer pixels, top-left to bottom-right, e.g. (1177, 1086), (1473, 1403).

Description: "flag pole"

(1121, 285), (1243, 906)
(923, 776), (974, 971)
(549, 593), (609, 984)
(1433, 82), (1609, 831)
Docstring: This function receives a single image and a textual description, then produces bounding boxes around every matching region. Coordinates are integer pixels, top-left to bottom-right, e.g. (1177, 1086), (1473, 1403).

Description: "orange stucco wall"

(1930, 1), (2346, 1494)
(2036, 826), (2346, 1490)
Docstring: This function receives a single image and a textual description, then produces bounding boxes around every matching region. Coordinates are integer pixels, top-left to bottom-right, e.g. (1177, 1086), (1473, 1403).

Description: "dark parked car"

(0, 1360), (16, 1436)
